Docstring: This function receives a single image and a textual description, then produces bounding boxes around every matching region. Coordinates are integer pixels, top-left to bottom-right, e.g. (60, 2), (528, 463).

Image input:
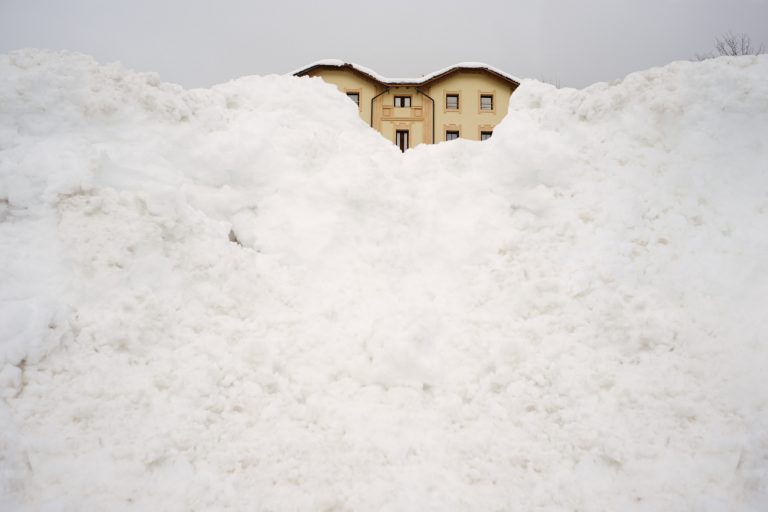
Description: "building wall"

(305, 68), (383, 125)
(303, 68), (517, 148)
(426, 71), (516, 142)
(376, 86), (428, 148)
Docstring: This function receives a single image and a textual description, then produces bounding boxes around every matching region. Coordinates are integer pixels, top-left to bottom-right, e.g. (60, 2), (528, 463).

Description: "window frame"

(480, 94), (494, 111)
(445, 130), (460, 141)
(394, 95), (412, 108)
(480, 131), (493, 141)
(445, 93), (460, 111)
(345, 90), (361, 110)
(395, 129), (410, 152)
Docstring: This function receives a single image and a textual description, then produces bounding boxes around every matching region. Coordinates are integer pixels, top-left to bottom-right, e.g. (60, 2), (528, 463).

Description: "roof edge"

(291, 60), (521, 87)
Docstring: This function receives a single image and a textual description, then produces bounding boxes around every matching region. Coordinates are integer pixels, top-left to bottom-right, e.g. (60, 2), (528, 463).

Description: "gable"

(292, 61), (521, 89)
(423, 68), (519, 93)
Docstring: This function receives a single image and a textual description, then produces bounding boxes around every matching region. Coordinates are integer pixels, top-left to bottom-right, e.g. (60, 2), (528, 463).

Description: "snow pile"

(1, 49), (767, 511)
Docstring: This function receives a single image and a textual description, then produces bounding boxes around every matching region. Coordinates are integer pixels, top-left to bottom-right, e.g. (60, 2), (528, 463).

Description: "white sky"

(1, 0), (767, 88)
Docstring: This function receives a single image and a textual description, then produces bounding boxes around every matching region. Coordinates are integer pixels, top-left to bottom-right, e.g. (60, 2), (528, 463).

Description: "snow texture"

(1, 48), (767, 511)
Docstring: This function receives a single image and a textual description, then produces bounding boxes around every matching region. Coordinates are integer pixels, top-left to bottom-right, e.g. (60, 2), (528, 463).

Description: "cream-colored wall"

(376, 86), (429, 148)
(306, 69), (382, 125)
(426, 71), (516, 142)
(304, 68), (516, 148)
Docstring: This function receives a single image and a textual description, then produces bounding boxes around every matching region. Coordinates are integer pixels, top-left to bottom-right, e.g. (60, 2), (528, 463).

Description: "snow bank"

(1, 49), (767, 511)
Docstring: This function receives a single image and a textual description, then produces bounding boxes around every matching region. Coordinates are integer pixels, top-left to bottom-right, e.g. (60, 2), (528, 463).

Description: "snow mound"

(1, 49), (767, 511)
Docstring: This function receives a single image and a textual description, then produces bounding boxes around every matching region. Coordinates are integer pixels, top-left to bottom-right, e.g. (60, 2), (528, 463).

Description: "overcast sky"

(1, 0), (767, 88)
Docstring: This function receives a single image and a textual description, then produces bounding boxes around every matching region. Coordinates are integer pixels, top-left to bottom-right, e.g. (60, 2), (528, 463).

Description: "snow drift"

(1, 49), (767, 511)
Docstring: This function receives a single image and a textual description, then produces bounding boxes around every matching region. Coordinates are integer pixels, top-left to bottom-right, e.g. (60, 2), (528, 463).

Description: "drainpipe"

(416, 88), (435, 144)
(370, 88), (390, 128)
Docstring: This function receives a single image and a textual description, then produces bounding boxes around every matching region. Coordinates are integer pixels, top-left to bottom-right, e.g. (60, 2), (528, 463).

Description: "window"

(396, 130), (409, 152)
(394, 96), (411, 107)
(480, 94), (494, 110)
(446, 131), (460, 141)
(446, 94), (459, 110)
(480, 131), (493, 141)
(346, 92), (360, 105)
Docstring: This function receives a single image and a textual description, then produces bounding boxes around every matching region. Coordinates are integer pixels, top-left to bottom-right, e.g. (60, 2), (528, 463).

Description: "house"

(292, 60), (520, 151)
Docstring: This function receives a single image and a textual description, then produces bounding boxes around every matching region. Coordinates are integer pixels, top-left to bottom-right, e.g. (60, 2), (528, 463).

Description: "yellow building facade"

(293, 61), (520, 151)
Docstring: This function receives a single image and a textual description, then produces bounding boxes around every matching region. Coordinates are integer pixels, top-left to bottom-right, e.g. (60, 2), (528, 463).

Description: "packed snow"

(1, 49), (767, 511)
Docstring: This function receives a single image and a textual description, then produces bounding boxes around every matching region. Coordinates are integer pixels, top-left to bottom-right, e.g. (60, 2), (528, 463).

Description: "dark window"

(346, 92), (360, 105)
(446, 131), (460, 141)
(394, 96), (411, 107)
(446, 94), (459, 110)
(396, 130), (409, 152)
(481, 131), (493, 141)
(480, 95), (494, 110)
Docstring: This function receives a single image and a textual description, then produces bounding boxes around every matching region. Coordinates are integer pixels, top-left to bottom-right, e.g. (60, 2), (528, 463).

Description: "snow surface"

(1, 48), (768, 511)
(290, 60), (522, 85)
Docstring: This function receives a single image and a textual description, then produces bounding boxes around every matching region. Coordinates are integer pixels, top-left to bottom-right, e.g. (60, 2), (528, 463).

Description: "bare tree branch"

(698, 32), (766, 60)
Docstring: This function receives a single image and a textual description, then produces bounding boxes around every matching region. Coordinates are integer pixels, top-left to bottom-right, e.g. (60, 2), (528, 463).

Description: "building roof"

(291, 60), (521, 87)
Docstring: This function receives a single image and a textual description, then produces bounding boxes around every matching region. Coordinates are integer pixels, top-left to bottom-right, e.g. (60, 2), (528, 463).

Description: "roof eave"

(292, 62), (521, 88)
(293, 63), (384, 85)
(417, 67), (520, 88)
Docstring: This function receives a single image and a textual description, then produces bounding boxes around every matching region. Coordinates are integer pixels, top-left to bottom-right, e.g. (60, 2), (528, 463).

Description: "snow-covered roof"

(290, 60), (521, 86)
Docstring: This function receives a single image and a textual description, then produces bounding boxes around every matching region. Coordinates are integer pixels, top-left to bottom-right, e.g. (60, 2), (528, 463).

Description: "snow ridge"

(1, 49), (767, 511)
